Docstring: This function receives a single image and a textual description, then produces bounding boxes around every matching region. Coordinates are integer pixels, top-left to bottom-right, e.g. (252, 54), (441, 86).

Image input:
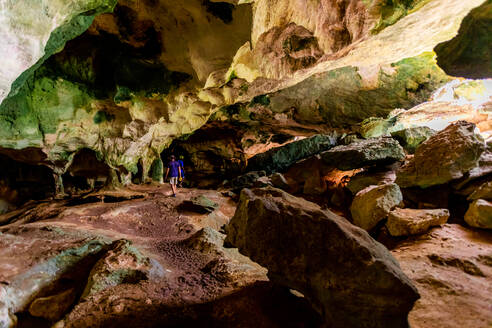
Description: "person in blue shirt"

(178, 155), (185, 187)
(164, 155), (181, 197)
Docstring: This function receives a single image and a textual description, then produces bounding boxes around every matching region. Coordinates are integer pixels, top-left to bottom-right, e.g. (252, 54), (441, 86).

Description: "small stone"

(386, 208), (450, 236)
(464, 199), (492, 229)
(350, 183), (403, 231)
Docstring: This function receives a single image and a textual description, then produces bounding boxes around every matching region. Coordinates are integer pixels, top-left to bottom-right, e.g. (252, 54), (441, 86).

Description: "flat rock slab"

(247, 134), (337, 174)
(387, 208), (450, 236)
(226, 187), (419, 328)
(392, 224), (492, 328)
(321, 137), (405, 170)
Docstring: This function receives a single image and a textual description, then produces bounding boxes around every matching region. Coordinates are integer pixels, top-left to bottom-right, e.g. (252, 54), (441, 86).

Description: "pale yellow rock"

(387, 208), (450, 236)
(465, 199), (492, 229)
(350, 183), (403, 231)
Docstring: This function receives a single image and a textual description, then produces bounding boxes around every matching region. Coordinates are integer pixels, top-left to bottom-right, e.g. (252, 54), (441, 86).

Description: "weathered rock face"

(386, 208), (450, 236)
(465, 199), (492, 229)
(350, 183), (403, 231)
(225, 187), (419, 328)
(396, 121), (487, 188)
(321, 138), (405, 171)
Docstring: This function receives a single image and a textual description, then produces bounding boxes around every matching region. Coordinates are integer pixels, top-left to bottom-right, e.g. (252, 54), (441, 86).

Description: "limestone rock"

(396, 121), (486, 188)
(347, 169), (397, 195)
(465, 199), (492, 229)
(468, 181), (492, 201)
(391, 127), (436, 153)
(392, 224), (492, 328)
(386, 208), (450, 237)
(230, 171), (266, 190)
(226, 187), (419, 328)
(270, 172), (290, 190)
(321, 138), (405, 170)
(81, 240), (153, 298)
(246, 134), (337, 174)
(29, 288), (77, 321)
(350, 183), (403, 231)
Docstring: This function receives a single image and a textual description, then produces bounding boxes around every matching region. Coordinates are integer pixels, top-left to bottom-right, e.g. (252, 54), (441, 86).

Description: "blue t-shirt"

(168, 161), (180, 177)
(178, 160), (185, 177)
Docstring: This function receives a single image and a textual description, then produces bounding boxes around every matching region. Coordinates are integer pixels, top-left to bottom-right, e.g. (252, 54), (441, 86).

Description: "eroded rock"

(225, 187), (419, 328)
(350, 183), (403, 231)
(321, 138), (405, 170)
(29, 288), (77, 321)
(386, 208), (450, 237)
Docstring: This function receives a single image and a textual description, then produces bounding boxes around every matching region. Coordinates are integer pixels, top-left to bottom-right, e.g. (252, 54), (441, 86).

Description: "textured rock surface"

(226, 187), (419, 328)
(391, 127), (436, 153)
(386, 208), (450, 236)
(350, 183), (403, 231)
(465, 199), (492, 229)
(321, 138), (405, 170)
(347, 168), (397, 195)
(396, 121), (487, 188)
(392, 224), (492, 328)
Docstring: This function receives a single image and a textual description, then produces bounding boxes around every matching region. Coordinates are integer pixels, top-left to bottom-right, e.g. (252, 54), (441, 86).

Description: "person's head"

(179, 155), (184, 160)
(170, 155), (175, 161)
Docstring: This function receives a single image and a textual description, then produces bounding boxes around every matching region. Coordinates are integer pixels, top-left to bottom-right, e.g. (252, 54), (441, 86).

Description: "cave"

(0, 152), (55, 212)
(0, 1), (491, 328)
(63, 149), (112, 194)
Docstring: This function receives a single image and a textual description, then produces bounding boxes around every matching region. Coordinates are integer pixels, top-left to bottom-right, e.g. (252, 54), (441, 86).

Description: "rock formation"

(225, 187), (419, 328)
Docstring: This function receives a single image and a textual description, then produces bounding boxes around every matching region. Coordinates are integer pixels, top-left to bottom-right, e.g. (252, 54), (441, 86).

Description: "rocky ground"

(0, 180), (490, 327)
(0, 185), (321, 328)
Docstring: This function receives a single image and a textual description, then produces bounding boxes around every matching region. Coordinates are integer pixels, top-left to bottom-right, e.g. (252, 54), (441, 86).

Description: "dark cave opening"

(63, 149), (111, 194)
(202, 0), (235, 24)
(0, 152), (55, 212)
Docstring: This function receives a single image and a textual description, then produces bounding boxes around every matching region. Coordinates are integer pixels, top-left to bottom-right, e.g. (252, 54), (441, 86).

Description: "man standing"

(165, 155), (181, 197)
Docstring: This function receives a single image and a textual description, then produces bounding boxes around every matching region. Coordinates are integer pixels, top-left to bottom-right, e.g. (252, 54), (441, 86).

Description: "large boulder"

(246, 134), (337, 174)
(464, 199), (492, 229)
(321, 138), (405, 170)
(350, 183), (403, 231)
(225, 187), (419, 328)
(386, 208), (450, 237)
(396, 121), (487, 188)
